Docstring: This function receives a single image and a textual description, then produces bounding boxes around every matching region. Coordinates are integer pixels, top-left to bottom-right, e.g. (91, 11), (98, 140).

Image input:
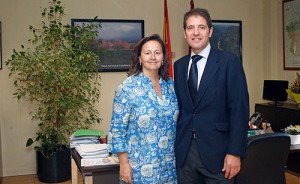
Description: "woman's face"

(139, 40), (163, 74)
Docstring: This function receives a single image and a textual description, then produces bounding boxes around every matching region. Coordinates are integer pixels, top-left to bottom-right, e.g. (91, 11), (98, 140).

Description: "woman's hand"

(117, 152), (132, 184)
(120, 162), (132, 184)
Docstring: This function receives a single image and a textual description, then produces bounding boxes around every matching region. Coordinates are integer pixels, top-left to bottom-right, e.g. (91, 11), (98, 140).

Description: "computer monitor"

(263, 80), (289, 106)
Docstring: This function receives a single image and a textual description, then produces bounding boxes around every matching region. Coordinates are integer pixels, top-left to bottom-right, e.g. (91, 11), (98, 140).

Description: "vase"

(289, 134), (300, 145)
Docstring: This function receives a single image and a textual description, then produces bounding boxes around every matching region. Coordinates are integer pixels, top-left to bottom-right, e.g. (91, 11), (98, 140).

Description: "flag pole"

(163, 0), (173, 78)
(190, 0), (194, 9)
(189, 0), (194, 54)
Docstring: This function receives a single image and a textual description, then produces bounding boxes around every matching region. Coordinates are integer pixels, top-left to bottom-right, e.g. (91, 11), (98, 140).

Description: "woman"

(108, 34), (179, 184)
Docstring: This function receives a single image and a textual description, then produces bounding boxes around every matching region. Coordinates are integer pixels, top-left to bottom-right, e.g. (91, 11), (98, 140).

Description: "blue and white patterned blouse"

(108, 73), (179, 184)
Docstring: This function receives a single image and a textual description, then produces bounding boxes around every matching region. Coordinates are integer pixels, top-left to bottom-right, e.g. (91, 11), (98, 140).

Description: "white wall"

(0, 0), (298, 176)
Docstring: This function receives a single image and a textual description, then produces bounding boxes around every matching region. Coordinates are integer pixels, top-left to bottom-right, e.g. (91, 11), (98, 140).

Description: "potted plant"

(286, 73), (300, 107)
(5, 0), (101, 182)
(284, 125), (300, 145)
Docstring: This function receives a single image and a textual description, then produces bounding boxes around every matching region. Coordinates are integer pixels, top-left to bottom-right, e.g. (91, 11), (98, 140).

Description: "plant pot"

(289, 135), (300, 145)
(37, 148), (71, 183)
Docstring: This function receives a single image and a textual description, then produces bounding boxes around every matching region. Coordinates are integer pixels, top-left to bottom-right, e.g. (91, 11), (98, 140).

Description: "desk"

(71, 149), (119, 184)
(254, 103), (300, 175)
(287, 144), (300, 176)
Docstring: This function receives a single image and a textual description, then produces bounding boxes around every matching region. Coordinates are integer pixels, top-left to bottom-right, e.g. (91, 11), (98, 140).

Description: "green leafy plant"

(6, 0), (101, 158)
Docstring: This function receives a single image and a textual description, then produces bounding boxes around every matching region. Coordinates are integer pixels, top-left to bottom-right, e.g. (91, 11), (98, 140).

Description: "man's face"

(184, 15), (213, 54)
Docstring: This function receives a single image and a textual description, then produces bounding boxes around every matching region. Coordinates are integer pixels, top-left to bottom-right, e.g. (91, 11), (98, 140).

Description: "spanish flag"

(163, 0), (173, 78)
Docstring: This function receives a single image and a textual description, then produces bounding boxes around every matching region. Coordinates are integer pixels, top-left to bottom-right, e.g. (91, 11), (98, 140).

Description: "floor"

(1, 172), (299, 184)
(1, 173), (83, 184)
(286, 172), (300, 184)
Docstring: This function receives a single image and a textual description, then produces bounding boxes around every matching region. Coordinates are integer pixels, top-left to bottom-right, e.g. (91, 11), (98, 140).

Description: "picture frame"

(71, 19), (144, 72)
(282, 0), (300, 70)
(210, 20), (243, 62)
(0, 21), (2, 69)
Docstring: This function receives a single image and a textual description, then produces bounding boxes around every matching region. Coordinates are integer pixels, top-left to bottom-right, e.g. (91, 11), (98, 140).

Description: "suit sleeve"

(226, 55), (249, 157)
(174, 62), (182, 125)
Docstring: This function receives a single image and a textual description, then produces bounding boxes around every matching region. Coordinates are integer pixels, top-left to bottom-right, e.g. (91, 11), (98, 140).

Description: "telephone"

(249, 112), (262, 128)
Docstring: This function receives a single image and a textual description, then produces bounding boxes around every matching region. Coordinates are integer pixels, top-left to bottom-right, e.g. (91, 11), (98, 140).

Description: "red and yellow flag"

(163, 0), (173, 78)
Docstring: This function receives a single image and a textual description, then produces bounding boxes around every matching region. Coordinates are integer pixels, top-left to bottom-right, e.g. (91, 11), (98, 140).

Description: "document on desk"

(81, 156), (119, 166)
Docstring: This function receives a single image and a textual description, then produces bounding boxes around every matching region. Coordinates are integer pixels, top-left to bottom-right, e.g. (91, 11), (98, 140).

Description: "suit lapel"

(194, 49), (221, 107)
(178, 55), (194, 107)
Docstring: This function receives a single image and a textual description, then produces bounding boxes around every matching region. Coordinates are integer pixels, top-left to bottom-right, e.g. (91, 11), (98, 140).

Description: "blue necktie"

(188, 55), (202, 103)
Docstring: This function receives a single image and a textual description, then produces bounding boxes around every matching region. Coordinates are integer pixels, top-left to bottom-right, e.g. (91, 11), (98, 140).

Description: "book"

(74, 129), (104, 137)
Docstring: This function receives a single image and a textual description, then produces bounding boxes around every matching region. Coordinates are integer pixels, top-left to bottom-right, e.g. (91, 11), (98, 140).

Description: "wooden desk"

(290, 144), (300, 153)
(71, 149), (119, 184)
(254, 103), (300, 177)
(287, 144), (300, 176)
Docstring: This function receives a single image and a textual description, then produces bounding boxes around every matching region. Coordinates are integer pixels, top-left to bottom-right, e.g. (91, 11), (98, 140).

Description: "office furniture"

(235, 133), (291, 184)
(71, 149), (119, 184)
(255, 103), (300, 177)
(255, 103), (300, 132)
(286, 144), (300, 177)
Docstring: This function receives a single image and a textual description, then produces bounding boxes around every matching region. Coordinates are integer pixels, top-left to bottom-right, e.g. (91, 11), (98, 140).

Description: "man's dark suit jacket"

(174, 48), (249, 173)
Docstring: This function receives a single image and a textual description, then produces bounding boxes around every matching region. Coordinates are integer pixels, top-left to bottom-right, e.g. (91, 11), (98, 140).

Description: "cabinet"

(255, 103), (300, 132)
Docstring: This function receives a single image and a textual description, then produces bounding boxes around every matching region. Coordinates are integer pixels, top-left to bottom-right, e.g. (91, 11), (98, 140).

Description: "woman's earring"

(162, 61), (164, 65)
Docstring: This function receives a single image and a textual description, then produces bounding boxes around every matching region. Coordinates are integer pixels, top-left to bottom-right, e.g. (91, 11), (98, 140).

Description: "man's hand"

(222, 154), (241, 179)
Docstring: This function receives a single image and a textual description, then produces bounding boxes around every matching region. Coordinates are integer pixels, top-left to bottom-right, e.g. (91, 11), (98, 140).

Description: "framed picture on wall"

(210, 20), (242, 63)
(71, 19), (144, 72)
(283, 0), (300, 70)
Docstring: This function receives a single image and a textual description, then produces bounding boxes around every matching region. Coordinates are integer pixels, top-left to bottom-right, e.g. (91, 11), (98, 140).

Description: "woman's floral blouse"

(108, 74), (179, 184)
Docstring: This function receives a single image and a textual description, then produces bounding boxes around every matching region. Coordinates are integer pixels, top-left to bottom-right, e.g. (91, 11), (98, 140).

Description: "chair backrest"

(235, 133), (291, 184)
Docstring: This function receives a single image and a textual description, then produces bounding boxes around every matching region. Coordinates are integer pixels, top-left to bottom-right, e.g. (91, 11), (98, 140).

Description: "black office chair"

(235, 133), (291, 184)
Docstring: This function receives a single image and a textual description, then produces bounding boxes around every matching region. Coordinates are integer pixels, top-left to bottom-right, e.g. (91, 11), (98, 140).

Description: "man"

(174, 8), (249, 184)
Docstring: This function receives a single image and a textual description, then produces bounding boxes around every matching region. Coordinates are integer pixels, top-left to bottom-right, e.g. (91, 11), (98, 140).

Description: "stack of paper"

(71, 129), (119, 166)
(70, 129), (103, 148)
(75, 144), (109, 159)
(75, 144), (119, 166)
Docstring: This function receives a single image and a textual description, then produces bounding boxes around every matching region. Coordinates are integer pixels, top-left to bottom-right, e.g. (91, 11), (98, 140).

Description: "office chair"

(235, 133), (291, 184)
